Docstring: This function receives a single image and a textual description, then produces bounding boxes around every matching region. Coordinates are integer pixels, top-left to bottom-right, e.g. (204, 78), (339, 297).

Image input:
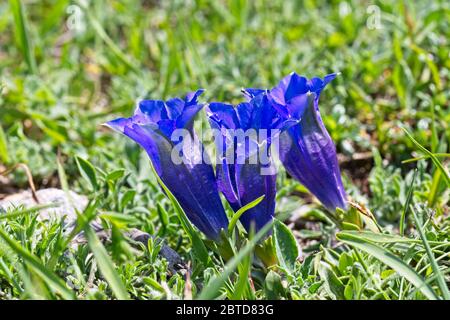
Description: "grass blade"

(273, 219), (298, 273)
(337, 230), (449, 246)
(0, 227), (74, 299)
(401, 127), (450, 187)
(83, 223), (130, 300)
(0, 125), (9, 164)
(400, 168), (417, 235)
(228, 195), (265, 235)
(76, 0), (139, 73)
(0, 203), (57, 220)
(75, 156), (99, 191)
(401, 153), (450, 164)
(9, 0), (36, 73)
(198, 221), (273, 300)
(410, 206), (450, 300)
(428, 169), (442, 207)
(336, 231), (439, 300)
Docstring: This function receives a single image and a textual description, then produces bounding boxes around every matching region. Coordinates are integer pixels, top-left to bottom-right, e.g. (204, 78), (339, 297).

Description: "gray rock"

(0, 188), (87, 223)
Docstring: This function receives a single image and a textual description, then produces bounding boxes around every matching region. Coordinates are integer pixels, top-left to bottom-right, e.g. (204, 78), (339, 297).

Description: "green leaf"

(410, 206), (450, 300)
(400, 169), (417, 235)
(83, 224), (130, 300)
(344, 283), (353, 300)
(228, 195), (265, 235)
(106, 169), (125, 181)
(99, 212), (139, 226)
(410, 44), (442, 90)
(9, 0), (36, 74)
(35, 120), (67, 143)
(336, 231), (439, 300)
(0, 227), (74, 299)
(381, 269), (396, 279)
(264, 270), (285, 299)
(402, 127), (450, 187)
(392, 64), (407, 106)
(401, 153), (450, 164)
(143, 277), (164, 292)
(318, 262), (345, 299)
(156, 203), (170, 230)
(342, 206), (363, 230)
(338, 252), (353, 273)
(341, 221), (360, 231)
(336, 230), (446, 245)
(231, 239), (254, 300)
(56, 157), (69, 193)
(120, 190), (136, 210)
(273, 219), (298, 273)
(198, 221), (273, 299)
(428, 169), (442, 207)
(75, 156), (98, 191)
(0, 203), (56, 220)
(76, 0), (139, 73)
(0, 125), (9, 163)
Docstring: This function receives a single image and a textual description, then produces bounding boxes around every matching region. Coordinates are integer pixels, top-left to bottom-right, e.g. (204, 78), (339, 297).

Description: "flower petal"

(278, 92), (348, 211)
(235, 163), (276, 232)
(107, 91), (228, 240)
(207, 94), (283, 233)
(135, 100), (168, 124)
(207, 102), (240, 129)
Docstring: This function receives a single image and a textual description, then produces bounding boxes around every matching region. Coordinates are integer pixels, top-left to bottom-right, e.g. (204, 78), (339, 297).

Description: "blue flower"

(206, 93), (294, 232)
(266, 72), (348, 212)
(106, 90), (229, 240)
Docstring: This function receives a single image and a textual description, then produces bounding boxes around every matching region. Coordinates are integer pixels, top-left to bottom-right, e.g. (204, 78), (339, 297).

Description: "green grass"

(0, 0), (449, 300)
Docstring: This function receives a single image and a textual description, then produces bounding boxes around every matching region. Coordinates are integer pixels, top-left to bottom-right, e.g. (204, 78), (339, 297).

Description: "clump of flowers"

(107, 72), (348, 244)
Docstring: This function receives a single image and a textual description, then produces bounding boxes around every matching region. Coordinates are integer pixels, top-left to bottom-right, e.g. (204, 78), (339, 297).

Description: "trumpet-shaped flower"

(106, 90), (229, 240)
(206, 93), (295, 232)
(266, 72), (348, 211)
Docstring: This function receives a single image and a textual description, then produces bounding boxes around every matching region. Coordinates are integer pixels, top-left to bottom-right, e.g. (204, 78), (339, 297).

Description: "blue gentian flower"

(206, 93), (295, 232)
(106, 90), (229, 240)
(265, 72), (348, 212)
